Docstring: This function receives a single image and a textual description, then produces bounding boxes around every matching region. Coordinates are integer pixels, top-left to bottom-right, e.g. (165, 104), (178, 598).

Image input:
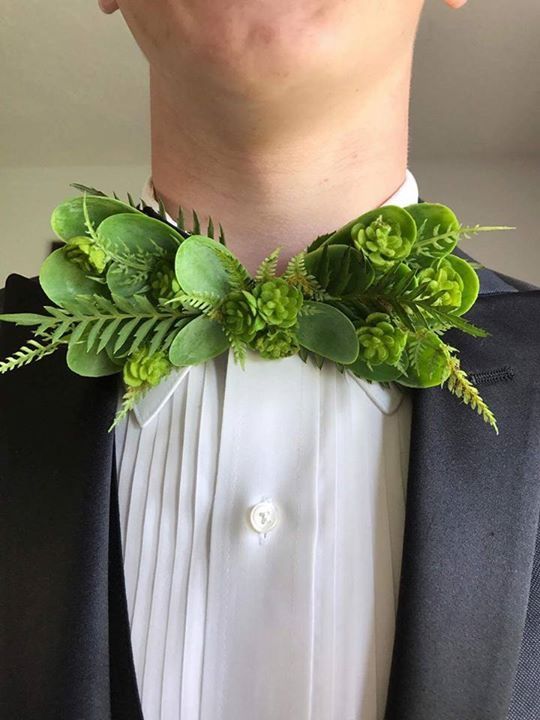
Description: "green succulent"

(417, 259), (464, 309)
(64, 235), (108, 274)
(252, 328), (300, 360)
(123, 347), (172, 389)
(221, 290), (265, 342)
(253, 279), (303, 328)
(352, 215), (413, 269)
(150, 261), (181, 302)
(357, 312), (407, 366)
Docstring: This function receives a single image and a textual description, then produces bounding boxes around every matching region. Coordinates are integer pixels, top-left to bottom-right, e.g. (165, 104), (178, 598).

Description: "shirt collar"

(133, 170), (419, 427)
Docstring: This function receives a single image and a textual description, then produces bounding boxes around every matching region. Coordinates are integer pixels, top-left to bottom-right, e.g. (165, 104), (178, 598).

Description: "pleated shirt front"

(115, 171), (417, 720)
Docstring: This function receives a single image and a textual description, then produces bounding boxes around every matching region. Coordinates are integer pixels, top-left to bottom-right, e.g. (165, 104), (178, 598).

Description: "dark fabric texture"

(0, 261), (539, 719)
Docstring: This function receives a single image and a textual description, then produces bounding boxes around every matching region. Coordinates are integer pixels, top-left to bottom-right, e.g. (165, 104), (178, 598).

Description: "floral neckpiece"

(0, 182), (511, 432)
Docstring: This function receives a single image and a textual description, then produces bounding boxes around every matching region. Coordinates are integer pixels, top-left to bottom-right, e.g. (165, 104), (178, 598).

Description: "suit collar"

(0, 273), (143, 720)
(386, 287), (540, 719)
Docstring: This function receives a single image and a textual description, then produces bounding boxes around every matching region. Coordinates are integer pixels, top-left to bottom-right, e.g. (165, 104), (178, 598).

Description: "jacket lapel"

(0, 274), (143, 720)
(386, 281), (540, 719)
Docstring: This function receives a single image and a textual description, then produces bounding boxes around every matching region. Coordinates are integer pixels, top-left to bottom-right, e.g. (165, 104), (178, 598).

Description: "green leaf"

(304, 244), (374, 297)
(175, 235), (248, 299)
(106, 262), (148, 298)
(51, 195), (140, 242)
(169, 315), (229, 366)
(445, 254), (480, 316)
(348, 357), (404, 383)
(0, 313), (54, 326)
(67, 336), (121, 377)
(40, 248), (107, 308)
(296, 301), (359, 364)
(407, 203), (460, 261)
(400, 332), (451, 388)
(97, 212), (183, 258)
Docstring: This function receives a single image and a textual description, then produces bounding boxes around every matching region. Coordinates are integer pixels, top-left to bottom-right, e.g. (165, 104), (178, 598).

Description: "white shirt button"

(249, 500), (279, 534)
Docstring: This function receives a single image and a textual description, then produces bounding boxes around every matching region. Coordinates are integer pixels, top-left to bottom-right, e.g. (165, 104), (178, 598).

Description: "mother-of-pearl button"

(249, 500), (279, 534)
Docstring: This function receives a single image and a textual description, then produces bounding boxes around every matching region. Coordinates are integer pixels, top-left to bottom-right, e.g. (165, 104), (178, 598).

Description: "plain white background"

(1, 0), (539, 286)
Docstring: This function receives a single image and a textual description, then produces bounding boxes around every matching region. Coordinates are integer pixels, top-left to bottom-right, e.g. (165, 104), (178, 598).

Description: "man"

(1, 1), (539, 719)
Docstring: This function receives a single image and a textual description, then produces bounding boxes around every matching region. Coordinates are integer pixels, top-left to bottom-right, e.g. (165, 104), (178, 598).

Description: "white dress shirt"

(115, 171), (418, 720)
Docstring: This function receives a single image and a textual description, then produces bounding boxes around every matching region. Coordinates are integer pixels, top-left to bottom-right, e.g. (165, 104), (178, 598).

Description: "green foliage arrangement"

(0, 183), (511, 432)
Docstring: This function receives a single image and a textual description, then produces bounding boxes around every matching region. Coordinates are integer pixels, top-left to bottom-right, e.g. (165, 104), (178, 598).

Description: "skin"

(98, 0), (469, 273)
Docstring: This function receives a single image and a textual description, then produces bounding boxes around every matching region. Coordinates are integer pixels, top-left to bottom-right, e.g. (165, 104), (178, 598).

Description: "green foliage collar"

(0, 183), (512, 432)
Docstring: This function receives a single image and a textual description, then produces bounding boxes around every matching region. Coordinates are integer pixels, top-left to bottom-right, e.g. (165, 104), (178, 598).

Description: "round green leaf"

(304, 244), (374, 297)
(51, 195), (140, 242)
(406, 203), (460, 262)
(175, 235), (248, 299)
(399, 332), (451, 388)
(67, 337), (121, 377)
(39, 248), (107, 308)
(97, 213), (183, 257)
(296, 301), (359, 364)
(169, 315), (229, 366)
(348, 357), (404, 383)
(106, 261), (147, 298)
(445, 254), (480, 316)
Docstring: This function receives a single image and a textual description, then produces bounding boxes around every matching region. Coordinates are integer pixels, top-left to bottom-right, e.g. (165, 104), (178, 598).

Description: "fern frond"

(255, 248), (281, 282)
(0, 338), (61, 374)
(218, 223), (227, 247)
(192, 209), (201, 235)
(175, 291), (221, 316)
(283, 252), (327, 299)
(109, 385), (145, 431)
(69, 182), (107, 197)
(176, 205), (185, 231)
(209, 245), (250, 289)
(224, 331), (247, 369)
(82, 192), (100, 242)
(445, 354), (499, 433)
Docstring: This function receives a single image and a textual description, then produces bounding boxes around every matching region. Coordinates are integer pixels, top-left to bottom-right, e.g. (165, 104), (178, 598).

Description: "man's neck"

(149, 60), (412, 274)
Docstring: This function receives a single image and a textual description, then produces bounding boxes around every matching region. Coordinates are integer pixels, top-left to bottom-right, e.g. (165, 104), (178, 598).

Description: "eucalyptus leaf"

(97, 213), (183, 258)
(406, 203), (460, 261)
(169, 315), (229, 366)
(67, 336), (120, 377)
(40, 248), (107, 308)
(106, 262), (148, 298)
(349, 357), (404, 383)
(175, 235), (248, 299)
(400, 332), (451, 388)
(297, 301), (359, 364)
(51, 195), (140, 242)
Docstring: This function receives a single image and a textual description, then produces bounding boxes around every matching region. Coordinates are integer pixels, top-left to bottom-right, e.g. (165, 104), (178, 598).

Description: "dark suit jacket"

(1, 263), (539, 720)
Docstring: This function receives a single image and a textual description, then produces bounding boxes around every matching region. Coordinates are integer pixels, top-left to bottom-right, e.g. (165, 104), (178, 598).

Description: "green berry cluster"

(123, 347), (171, 389)
(352, 216), (413, 269)
(357, 312), (407, 366)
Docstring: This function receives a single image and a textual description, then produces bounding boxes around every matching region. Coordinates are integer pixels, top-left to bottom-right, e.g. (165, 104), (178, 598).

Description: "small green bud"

(64, 235), (107, 274)
(252, 328), (300, 360)
(357, 312), (407, 366)
(417, 260), (464, 309)
(253, 279), (303, 328)
(123, 347), (171, 389)
(221, 290), (265, 342)
(352, 216), (412, 269)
